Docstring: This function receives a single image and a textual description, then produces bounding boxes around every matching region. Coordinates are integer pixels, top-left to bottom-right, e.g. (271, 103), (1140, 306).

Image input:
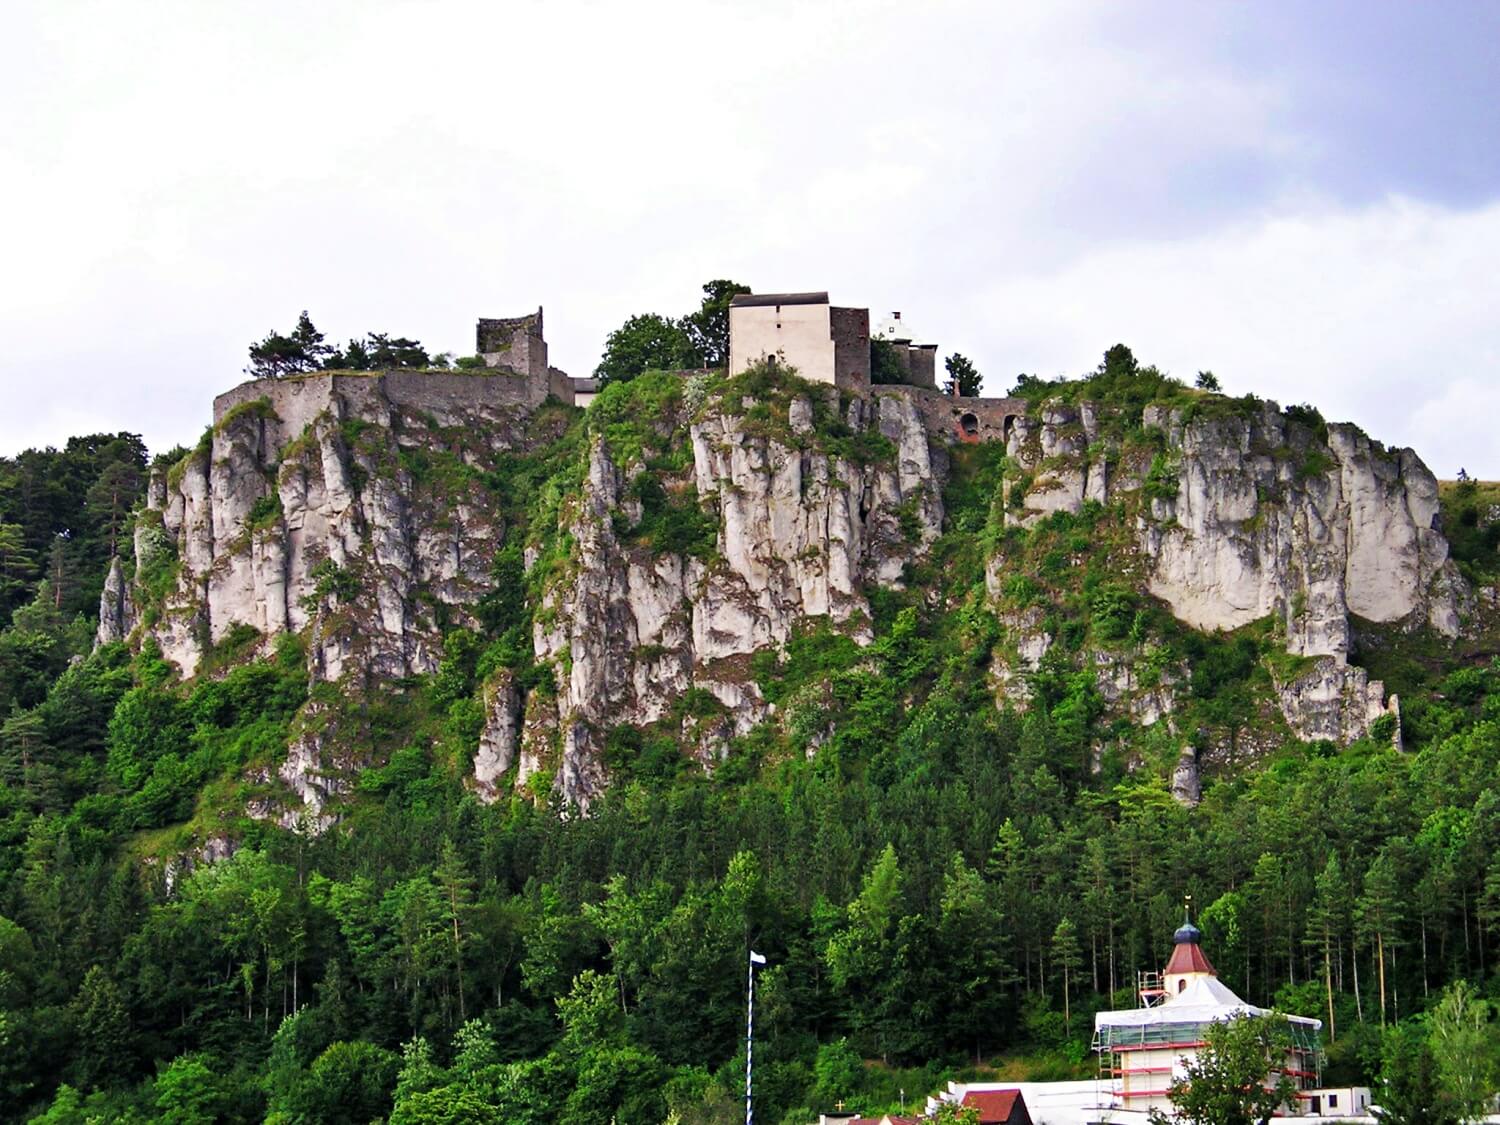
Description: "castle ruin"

(728, 289), (1027, 445)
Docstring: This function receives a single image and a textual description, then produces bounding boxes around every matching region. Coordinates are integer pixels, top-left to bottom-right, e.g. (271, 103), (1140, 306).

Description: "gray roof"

(729, 291), (829, 308)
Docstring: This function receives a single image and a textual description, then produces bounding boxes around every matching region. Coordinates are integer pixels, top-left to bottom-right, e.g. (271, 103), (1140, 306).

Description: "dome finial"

(1174, 895), (1201, 945)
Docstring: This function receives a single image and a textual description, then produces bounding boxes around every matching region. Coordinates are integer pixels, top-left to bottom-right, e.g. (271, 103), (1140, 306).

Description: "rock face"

(111, 368), (1468, 823)
(119, 373), (543, 825)
(995, 397), (1466, 742)
(96, 557), (136, 644)
(530, 390), (943, 809)
(131, 374), (530, 681)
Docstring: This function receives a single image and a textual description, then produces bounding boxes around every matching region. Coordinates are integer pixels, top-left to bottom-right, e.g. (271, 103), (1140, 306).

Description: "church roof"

(1165, 936), (1217, 976)
(1094, 974), (1321, 1031)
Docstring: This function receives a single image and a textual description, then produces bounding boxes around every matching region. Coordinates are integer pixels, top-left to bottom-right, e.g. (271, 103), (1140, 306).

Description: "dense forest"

(2, 360), (1500, 1123)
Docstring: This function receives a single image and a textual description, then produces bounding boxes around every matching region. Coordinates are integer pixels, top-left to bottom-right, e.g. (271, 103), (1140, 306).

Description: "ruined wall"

(905, 344), (938, 390)
(830, 306), (872, 391)
(477, 309), (547, 377)
(213, 371), (551, 440)
(879, 386), (1028, 444)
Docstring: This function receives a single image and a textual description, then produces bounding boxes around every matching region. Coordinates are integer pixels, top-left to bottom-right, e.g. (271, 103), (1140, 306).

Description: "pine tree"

(435, 839), (476, 1022)
(1356, 852), (1404, 1026)
(1050, 917), (1083, 1033)
(246, 311), (331, 378)
(1305, 854), (1349, 1041)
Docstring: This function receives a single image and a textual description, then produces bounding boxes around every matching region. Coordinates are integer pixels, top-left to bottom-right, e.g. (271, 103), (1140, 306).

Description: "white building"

(727, 291), (871, 390)
(1092, 918), (1323, 1116)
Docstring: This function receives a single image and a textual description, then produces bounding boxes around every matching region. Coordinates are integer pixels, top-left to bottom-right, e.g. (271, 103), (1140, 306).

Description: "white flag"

(749, 951), (767, 965)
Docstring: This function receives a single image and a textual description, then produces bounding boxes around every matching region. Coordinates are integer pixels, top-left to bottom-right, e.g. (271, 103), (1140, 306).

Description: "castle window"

(960, 412), (979, 436)
(1177, 979), (1186, 993)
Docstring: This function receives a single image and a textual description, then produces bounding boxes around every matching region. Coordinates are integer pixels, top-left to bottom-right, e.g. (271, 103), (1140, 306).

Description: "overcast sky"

(4, 0), (1498, 475)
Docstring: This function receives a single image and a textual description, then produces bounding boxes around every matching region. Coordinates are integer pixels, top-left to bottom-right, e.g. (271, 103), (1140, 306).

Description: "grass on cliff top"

(1439, 478), (1500, 583)
(1005, 347), (1336, 454)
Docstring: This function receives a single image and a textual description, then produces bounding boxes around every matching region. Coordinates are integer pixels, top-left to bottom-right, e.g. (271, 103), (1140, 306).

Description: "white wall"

(729, 302), (837, 384)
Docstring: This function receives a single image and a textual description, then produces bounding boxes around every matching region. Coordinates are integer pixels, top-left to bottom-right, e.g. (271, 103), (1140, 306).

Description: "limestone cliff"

(492, 386), (943, 809)
(103, 367), (1470, 826)
(991, 396), (1466, 745)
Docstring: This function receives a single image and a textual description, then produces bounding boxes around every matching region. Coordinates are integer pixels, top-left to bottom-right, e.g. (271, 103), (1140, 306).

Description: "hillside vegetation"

(2, 355), (1499, 1122)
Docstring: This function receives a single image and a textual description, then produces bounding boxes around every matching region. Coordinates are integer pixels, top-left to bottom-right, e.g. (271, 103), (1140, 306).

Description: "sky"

(3, 0), (1498, 475)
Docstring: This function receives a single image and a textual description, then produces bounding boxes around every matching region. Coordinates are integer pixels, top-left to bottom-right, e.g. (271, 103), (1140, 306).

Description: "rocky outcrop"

(119, 374), (546, 826)
(115, 366), (1469, 823)
(528, 390), (943, 810)
(995, 397), (1468, 743)
(96, 556), (136, 645)
(135, 376), (527, 681)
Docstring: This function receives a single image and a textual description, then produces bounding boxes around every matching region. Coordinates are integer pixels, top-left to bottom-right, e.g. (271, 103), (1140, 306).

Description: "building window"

(1177, 980), (1186, 993)
(959, 412), (979, 436)
(1329, 1095), (1338, 1107)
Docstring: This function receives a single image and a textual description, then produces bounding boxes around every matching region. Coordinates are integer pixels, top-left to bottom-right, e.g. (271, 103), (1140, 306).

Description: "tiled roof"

(961, 1088), (1024, 1123)
(1165, 939), (1217, 976)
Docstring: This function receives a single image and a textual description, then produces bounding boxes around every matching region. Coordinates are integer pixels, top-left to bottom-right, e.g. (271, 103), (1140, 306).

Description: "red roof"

(1165, 940), (1217, 976)
(960, 1089), (1030, 1125)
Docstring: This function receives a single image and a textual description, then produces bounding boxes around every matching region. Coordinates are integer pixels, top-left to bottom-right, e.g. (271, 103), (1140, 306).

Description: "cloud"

(957, 195), (1500, 477)
(0, 1), (1496, 479)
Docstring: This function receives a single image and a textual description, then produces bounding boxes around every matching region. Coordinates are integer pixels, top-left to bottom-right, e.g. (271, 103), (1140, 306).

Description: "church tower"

(1163, 915), (1217, 996)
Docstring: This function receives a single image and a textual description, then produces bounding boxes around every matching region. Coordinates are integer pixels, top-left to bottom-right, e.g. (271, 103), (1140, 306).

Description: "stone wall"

(906, 344), (938, 390)
(876, 386), (1028, 444)
(830, 305), (872, 391)
(213, 369), (552, 447)
(477, 309), (547, 377)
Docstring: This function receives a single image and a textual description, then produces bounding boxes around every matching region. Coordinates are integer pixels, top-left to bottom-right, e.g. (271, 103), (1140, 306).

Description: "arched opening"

(959, 412), (979, 437)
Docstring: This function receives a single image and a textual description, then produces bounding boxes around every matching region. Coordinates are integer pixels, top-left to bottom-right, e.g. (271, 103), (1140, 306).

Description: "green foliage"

(0, 431), (148, 626)
(595, 314), (693, 385)
(1010, 344), (1184, 414)
(246, 492), (283, 530)
(327, 332), (433, 370)
(681, 279), (751, 369)
(944, 352), (983, 397)
(618, 475), (718, 560)
(869, 337), (906, 385)
(1440, 478), (1500, 581)
(1154, 1016), (1297, 1125)
(752, 620), (862, 706)
(1379, 1023), (1459, 1125)
(1284, 402), (1329, 444)
(302, 557), (360, 608)
(1427, 980), (1500, 1119)
(1142, 451), (1180, 501)
(12, 374), (1500, 1123)
(247, 311), (332, 378)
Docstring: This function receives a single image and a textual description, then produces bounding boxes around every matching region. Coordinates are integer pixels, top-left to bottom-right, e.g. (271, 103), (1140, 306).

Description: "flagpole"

(747, 950), (767, 1125)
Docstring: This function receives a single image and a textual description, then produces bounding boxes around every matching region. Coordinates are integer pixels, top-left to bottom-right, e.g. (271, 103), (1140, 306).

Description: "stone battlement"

(213, 369), (550, 451)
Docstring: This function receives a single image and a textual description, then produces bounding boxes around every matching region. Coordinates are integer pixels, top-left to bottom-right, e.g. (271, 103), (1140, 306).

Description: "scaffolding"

(1137, 970), (1167, 1007)
(1093, 1016), (1322, 1054)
